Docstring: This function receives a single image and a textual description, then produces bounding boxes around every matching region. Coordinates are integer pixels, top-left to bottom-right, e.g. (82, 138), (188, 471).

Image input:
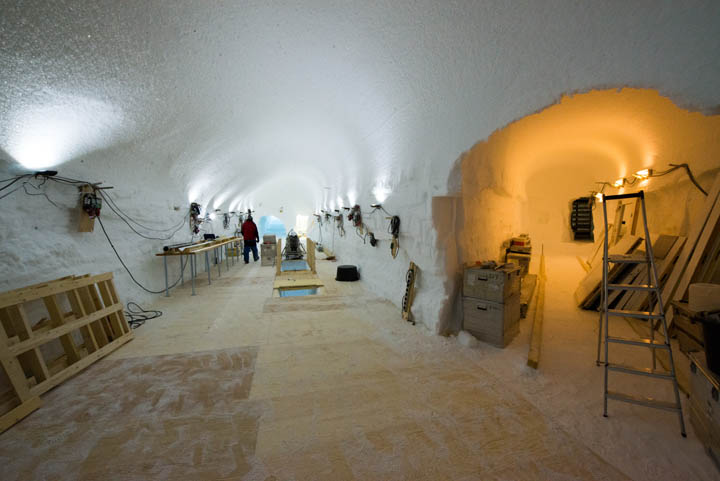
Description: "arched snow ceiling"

(1, 1), (719, 214)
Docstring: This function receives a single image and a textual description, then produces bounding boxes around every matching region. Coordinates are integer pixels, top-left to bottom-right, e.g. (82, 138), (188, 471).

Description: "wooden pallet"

(0, 273), (133, 433)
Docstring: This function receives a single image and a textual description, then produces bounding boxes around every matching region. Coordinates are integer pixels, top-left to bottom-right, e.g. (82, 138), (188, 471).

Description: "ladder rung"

(607, 254), (649, 264)
(607, 336), (670, 349)
(606, 391), (680, 412)
(608, 309), (663, 320)
(607, 284), (657, 291)
(606, 363), (674, 379)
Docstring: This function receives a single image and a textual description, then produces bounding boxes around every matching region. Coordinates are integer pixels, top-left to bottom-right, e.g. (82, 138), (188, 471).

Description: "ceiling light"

(613, 178), (625, 188)
(595, 192), (604, 202)
(633, 169), (652, 179)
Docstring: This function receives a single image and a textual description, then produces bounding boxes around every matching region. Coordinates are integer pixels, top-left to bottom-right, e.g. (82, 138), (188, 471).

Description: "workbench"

(155, 237), (241, 296)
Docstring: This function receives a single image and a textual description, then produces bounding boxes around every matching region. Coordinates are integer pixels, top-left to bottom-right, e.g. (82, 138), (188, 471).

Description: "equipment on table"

(282, 230), (306, 260)
(598, 191), (686, 437)
(203, 234), (216, 240)
(571, 197), (594, 241)
(336, 265), (359, 282)
(163, 241), (195, 252)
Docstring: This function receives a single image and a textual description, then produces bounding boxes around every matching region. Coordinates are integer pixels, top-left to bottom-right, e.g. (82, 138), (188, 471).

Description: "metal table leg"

(180, 254), (185, 286)
(217, 247), (222, 277)
(226, 244), (230, 271)
(206, 251), (211, 285)
(163, 256), (169, 297)
(191, 254), (196, 296)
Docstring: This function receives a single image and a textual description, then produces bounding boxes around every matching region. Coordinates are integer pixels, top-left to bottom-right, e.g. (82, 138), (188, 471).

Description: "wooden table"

(156, 237), (241, 296)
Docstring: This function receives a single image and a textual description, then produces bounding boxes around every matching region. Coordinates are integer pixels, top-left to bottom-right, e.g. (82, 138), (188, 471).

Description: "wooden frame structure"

(0, 273), (133, 433)
(307, 238), (317, 274)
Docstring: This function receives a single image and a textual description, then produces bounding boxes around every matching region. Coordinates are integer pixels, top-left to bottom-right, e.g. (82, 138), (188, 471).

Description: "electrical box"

(463, 263), (521, 303)
(571, 197), (594, 241)
(462, 294), (520, 348)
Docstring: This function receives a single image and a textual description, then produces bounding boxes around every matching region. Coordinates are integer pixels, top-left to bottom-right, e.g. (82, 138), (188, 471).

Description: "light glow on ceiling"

(5, 91), (124, 170)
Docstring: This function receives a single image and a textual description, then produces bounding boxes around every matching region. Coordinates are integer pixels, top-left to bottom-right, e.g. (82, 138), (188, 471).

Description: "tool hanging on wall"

(388, 215), (400, 258)
(190, 203), (201, 234)
(223, 213), (230, 229)
(368, 232), (377, 246)
(348, 204), (363, 231)
(402, 261), (419, 325)
(334, 211), (345, 237)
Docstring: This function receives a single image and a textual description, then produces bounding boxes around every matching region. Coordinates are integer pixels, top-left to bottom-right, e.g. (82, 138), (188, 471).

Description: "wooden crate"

(688, 353), (720, 472)
(0, 273), (133, 433)
(463, 263), (520, 303)
(463, 294), (520, 348)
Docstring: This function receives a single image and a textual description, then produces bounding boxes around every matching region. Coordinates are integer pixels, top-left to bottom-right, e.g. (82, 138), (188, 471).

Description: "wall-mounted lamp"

(342, 206), (350, 211)
(595, 192), (604, 202)
(612, 178), (625, 188)
(370, 203), (381, 209)
(633, 168), (652, 180)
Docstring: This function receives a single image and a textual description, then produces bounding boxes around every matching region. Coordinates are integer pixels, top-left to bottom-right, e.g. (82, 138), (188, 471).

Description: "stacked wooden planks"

(663, 174), (720, 326)
(0, 273), (133, 433)
(575, 173), (720, 314)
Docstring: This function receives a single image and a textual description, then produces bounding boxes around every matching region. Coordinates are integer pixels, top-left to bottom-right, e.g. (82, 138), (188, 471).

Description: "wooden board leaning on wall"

(0, 273), (133, 433)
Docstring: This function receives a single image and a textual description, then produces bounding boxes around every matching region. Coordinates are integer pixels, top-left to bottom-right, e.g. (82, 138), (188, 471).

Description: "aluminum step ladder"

(598, 191), (686, 437)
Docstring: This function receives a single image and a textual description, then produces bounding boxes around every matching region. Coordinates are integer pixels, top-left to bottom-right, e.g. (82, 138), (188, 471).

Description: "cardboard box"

(463, 263), (521, 303)
(462, 294), (520, 348)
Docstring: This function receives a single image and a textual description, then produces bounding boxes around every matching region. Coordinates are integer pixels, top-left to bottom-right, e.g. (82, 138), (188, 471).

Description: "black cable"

(96, 216), (189, 294)
(388, 216), (400, 236)
(97, 190), (188, 241)
(22, 181), (62, 209)
(100, 189), (187, 232)
(0, 174), (31, 193)
(124, 301), (162, 329)
(669, 163), (708, 196)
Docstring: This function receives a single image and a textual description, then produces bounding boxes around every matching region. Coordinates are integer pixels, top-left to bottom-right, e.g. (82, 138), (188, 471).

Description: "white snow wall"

(2, 1), (720, 334)
(0, 159), (240, 307)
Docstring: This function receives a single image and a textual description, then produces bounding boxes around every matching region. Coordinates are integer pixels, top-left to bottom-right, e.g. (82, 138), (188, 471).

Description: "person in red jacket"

(240, 216), (260, 263)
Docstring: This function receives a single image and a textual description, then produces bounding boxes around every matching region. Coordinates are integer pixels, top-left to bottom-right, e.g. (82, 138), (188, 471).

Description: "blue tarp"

(281, 260), (309, 272)
(279, 287), (318, 297)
